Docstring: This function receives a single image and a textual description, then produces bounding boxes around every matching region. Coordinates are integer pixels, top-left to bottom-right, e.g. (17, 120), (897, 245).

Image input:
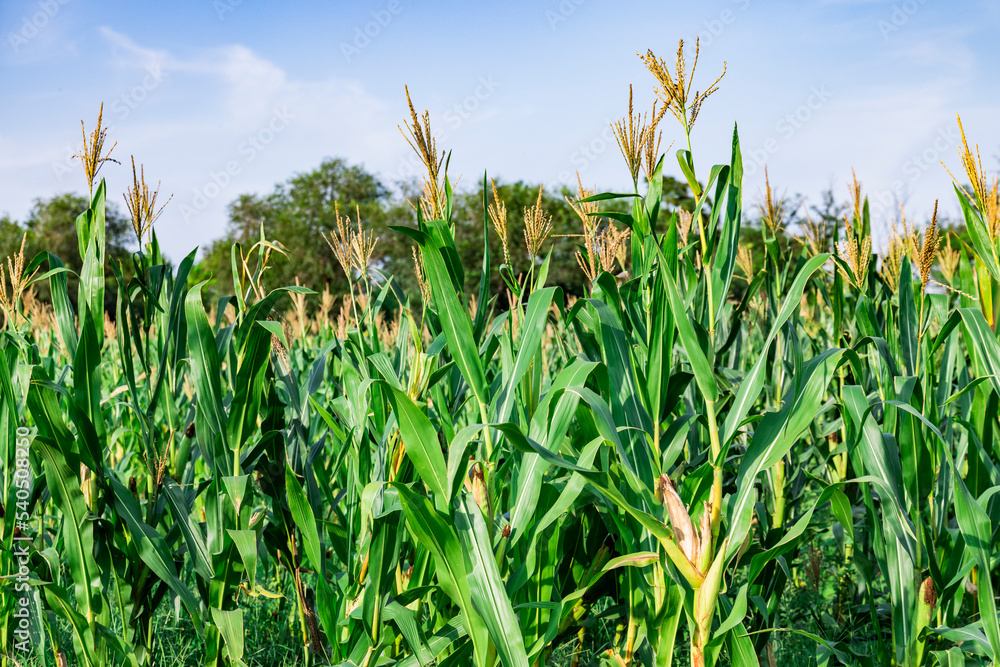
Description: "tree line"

(3, 156), (923, 317)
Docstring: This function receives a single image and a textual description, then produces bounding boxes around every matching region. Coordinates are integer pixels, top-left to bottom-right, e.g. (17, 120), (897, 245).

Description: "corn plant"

(8, 40), (1000, 667)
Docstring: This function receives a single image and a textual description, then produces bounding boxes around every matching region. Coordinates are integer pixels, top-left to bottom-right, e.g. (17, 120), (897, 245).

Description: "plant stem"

(705, 399), (723, 537)
(772, 460), (786, 529)
(625, 569), (639, 664)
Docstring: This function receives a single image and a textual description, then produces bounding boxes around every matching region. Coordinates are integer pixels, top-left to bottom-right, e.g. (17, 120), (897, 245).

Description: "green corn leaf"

(474, 172), (493, 341)
(931, 647), (968, 666)
(495, 286), (559, 423)
(959, 308), (1000, 395)
(186, 281), (229, 446)
(419, 238), (488, 407)
(727, 349), (847, 561)
(41, 582), (100, 667)
(898, 257), (918, 375)
(507, 360), (602, 546)
(227, 320), (272, 455)
(929, 624), (993, 659)
(362, 517), (396, 644)
(33, 439), (105, 624)
(385, 384), (450, 511)
(394, 618), (466, 667)
(454, 494), (529, 667)
(109, 477), (201, 620)
(952, 471), (1000, 660)
(226, 529), (259, 590)
(842, 387), (918, 555)
(710, 124), (743, 325)
(955, 184), (1000, 282)
(210, 607), (245, 664)
(676, 148), (700, 196)
(72, 310), (105, 448)
(383, 601), (436, 665)
(723, 253), (831, 442)
(163, 479), (214, 580)
(285, 462), (323, 571)
(43, 252), (79, 357)
(655, 246), (718, 403)
(393, 482), (490, 666)
(284, 461), (340, 645)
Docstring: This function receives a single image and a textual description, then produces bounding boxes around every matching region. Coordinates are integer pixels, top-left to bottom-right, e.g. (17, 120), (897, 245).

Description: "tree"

(660, 175), (699, 212)
(196, 159), (634, 312)
(382, 177), (637, 307)
(0, 193), (134, 312)
(0, 215), (25, 266)
(196, 158), (410, 303)
(400, 179), (594, 301)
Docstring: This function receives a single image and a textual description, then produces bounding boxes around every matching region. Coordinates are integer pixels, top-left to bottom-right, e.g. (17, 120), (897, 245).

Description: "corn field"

(4, 42), (1000, 667)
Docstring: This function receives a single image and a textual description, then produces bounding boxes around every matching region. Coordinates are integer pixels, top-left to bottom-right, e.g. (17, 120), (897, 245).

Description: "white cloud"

(884, 29), (977, 72)
(3, 6), (998, 266)
(0, 27), (407, 261)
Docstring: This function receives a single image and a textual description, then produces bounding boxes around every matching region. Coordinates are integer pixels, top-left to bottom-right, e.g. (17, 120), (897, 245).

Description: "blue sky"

(2, 0), (998, 262)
